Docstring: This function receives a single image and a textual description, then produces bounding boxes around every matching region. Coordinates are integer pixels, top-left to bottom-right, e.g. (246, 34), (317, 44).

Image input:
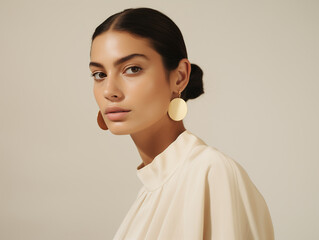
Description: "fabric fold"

(113, 130), (274, 240)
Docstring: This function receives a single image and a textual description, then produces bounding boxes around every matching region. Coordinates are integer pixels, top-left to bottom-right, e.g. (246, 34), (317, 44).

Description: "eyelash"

(125, 66), (142, 75)
(91, 66), (142, 81)
(91, 72), (106, 81)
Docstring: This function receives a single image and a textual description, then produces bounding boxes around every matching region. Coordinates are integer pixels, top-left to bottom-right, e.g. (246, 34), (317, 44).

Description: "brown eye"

(124, 66), (142, 75)
(91, 72), (107, 80)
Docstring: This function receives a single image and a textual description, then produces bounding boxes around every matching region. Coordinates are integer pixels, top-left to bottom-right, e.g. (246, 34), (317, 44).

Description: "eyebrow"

(89, 53), (149, 69)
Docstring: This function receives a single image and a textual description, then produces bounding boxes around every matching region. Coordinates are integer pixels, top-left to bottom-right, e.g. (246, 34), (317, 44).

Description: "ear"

(170, 58), (191, 96)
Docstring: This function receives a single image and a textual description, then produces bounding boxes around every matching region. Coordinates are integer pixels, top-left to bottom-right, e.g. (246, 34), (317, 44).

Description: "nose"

(102, 74), (123, 101)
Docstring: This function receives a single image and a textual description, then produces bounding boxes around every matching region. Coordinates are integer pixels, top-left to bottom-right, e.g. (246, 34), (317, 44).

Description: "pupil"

(132, 67), (138, 72)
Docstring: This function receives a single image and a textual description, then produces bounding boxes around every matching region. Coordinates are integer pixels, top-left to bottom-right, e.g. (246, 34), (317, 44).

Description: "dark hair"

(91, 8), (204, 102)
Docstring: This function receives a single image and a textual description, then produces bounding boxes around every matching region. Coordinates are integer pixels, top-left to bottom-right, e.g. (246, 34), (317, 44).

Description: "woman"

(89, 7), (274, 240)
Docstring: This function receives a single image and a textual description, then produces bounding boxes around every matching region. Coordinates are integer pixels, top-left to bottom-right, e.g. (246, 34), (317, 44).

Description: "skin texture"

(89, 30), (191, 167)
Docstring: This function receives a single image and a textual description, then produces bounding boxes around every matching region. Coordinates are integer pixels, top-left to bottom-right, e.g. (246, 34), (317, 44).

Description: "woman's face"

(90, 31), (174, 135)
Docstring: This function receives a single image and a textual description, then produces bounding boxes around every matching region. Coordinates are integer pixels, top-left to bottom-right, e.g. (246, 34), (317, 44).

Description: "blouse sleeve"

(204, 152), (274, 240)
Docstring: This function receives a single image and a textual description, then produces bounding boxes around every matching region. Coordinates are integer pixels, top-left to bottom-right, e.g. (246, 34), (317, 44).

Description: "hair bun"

(181, 63), (204, 101)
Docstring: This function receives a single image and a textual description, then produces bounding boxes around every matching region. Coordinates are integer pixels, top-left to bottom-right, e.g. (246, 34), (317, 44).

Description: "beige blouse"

(113, 130), (274, 240)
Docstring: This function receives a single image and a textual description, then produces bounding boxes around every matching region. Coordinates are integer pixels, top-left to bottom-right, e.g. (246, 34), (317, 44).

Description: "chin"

(107, 123), (137, 135)
(108, 119), (162, 136)
(108, 125), (148, 136)
(108, 128), (130, 135)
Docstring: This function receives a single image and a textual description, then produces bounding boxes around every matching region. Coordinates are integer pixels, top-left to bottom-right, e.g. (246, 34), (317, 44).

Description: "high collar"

(136, 129), (205, 191)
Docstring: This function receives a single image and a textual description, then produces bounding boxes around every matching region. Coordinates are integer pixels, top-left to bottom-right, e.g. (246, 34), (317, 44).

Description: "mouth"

(105, 107), (131, 121)
(105, 106), (131, 115)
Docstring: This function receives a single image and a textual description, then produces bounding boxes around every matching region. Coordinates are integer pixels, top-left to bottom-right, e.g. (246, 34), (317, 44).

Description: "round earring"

(168, 91), (188, 121)
(97, 110), (108, 130)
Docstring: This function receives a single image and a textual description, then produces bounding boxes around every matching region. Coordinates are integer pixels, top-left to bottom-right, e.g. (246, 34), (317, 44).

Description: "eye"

(124, 66), (142, 75)
(91, 72), (107, 81)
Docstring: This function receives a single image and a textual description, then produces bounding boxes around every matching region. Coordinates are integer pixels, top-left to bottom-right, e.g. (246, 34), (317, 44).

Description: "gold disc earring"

(97, 110), (108, 130)
(168, 91), (188, 121)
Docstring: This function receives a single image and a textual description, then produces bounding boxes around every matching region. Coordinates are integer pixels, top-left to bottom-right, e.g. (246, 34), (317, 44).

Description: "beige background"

(0, 0), (318, 239)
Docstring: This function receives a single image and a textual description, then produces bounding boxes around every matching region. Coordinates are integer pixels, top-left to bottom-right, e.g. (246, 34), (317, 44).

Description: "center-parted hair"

(91, 8), (204, 102)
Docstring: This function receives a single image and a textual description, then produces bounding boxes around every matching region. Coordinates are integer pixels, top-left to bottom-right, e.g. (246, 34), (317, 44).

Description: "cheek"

(93, 85), (103, 108)
(129, 75), (171, 115)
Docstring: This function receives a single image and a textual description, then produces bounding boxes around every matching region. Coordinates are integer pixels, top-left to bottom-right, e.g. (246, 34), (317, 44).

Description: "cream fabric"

(113, 130), (274, 240)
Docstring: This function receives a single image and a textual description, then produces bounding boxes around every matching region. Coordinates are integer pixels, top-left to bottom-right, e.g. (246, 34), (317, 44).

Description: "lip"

(104, 106), (131, 121)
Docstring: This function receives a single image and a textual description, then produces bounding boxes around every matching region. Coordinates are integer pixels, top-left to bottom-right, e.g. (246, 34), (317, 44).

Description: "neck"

(130, 116), (186, 168)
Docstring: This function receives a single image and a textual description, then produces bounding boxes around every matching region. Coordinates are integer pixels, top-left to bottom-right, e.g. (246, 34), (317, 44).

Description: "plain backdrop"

(0, 0), (318, 239)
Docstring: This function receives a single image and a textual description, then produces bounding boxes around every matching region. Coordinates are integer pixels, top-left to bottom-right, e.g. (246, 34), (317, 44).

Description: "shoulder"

(181, 134), (274, 239)
(183, 138), (258, 193)
(186, 140), (247, 177)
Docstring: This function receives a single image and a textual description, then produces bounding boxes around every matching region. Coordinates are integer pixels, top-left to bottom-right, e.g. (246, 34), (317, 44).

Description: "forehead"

(90, 30), (157, 61)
